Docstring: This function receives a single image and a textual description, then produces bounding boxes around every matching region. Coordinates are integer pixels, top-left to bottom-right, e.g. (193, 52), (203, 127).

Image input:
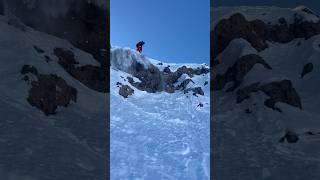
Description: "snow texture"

(110, 48), (210, 180)
(0, 14), (107, 179)
(211, 6), (320, 29)
(213, 6), (320, 180)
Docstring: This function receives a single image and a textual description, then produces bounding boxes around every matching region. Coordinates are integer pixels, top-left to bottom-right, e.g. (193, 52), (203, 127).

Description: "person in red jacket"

(136, 41), (145, 53)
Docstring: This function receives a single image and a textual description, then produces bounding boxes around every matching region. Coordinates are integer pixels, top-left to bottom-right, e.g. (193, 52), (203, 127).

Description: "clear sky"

(111, 0), (210, 64)
(212, 0), (320, 14)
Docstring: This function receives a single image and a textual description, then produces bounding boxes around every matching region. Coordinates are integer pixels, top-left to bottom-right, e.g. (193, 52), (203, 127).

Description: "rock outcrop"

(213, 54), (272, 91)
(236, 80), (302, 111)
(212, 12), (320, 60)
(20, 65), (77, 115)
(301, 62), (314, 78)
(54, 47), (108, 92)
(260, 80), (303, 110)
(21, 65), (77, 115)
(21, 65), (38, 75)
(119, 85), (134, 98)
(279, 130), (299, 143)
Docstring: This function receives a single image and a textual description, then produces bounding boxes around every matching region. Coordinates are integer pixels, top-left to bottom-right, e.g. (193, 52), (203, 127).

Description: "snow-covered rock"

(0, 10), (107, 179)
(212, 5), (320, 180)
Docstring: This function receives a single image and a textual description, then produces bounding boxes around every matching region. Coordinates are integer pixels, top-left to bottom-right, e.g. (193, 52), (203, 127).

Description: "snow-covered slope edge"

(0, 14), (107, 179)
(212, 5), (320, 180)
(110, 47), (210, 179)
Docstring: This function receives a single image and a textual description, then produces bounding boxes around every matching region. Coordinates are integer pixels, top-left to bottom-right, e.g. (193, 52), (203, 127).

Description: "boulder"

(21, 65), (38, 75)
(213, 54), (272, 92)
(301, 62), (313, 78)
(119, 85), (134, 98)
(260, 80), (303, 110)
(27, 74), (77, 115)
(54, 47), (108, 92)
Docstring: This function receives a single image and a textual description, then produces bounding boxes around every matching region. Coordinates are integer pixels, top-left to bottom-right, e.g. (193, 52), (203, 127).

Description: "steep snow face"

(213, 6), (320, 180)
(0, 15), (107, 179)
(110, 48), (210, 179)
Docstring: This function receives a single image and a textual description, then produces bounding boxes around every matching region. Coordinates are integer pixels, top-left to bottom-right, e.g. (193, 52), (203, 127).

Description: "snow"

(110, 48), (210, 179)
(211, 6), (320, 30)
(213, 5), (320, 180)
(0, 14), (107, 179)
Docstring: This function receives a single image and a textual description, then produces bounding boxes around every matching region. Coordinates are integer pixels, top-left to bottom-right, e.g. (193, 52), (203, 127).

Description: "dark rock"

(157, 62), (163, 65)
(278, 18), (287, 25)
(211, 12), (320, 60)
(236, 80), (302, 111)
(212, 13), (268, 59)
(163, 66), (172, 74)
(44, 55), (52, 62)
(54, 48), (79, 72)
(260, 80), (302, 110)
(236, 82), (261, 103)
(54, 47), (108, 92)
(71, 65), (108, 92)
(176, 66), (195, 77)
(298, 6), (318, 16)
(22, 76), (29, 82)
(213, 54), (271, 91)
(301, 62), (313, 78)
(116, 82), (122, 86)
(131, 63), (162, 93)
(185, 87), (204, 96)
(204, 81), (208, 86)
(245, 108), (252, 114)
(176, 79), (194, 90)
(305, 131), (316, 135)
(165, 85), (175, 93)
(197, 103), (204, 107)
(194, 67), (210, 75)
(27, 74), (77, 115)
(21, 65), (38, 75)
(33, 45), (45, 53)
(280, 130), (299, 143)
(119, 85), (134, 98)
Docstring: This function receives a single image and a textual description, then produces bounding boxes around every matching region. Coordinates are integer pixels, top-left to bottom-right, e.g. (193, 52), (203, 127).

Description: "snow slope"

(212, 6), (320, 180)
(0, 15), (107, 179)
(110, 48), (210, 179)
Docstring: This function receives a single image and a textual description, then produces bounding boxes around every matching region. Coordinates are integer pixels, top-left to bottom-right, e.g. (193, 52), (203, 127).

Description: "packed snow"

(110, 48), (210, 180)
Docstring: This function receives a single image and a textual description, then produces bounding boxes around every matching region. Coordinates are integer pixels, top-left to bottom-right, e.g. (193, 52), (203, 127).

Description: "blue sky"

(213, 0), (320, 14)
(111, 0), (210, 64)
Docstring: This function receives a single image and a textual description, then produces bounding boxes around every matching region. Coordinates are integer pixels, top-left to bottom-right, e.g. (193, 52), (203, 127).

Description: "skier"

(136, 41), (145, 53)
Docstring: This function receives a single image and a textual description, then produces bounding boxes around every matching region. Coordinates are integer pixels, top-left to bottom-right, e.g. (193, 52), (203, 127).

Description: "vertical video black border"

(210, 0), (216, 179)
